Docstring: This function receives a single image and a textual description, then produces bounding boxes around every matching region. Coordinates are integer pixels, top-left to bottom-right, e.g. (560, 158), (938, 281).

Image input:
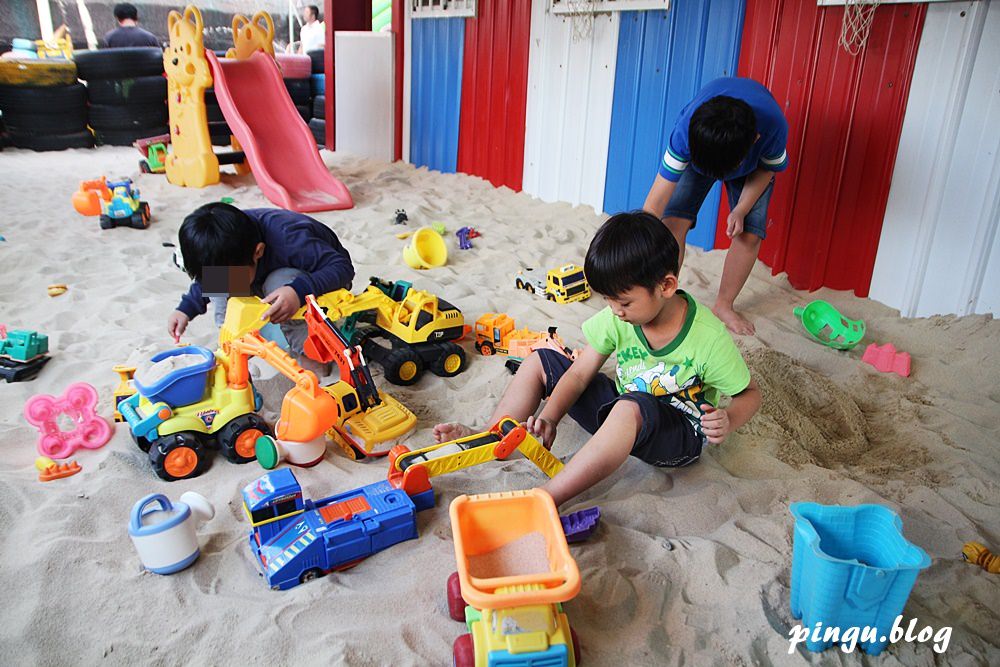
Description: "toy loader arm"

(301, 296), (382, 409)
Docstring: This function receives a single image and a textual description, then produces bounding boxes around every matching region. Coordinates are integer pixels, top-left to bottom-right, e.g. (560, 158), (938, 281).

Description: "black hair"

(114, 3), (139, 22)
(178, 203), (263, 281)
(689, 95), (757, 179)
(306, 5), (320, 20)
(584, 211), (680, 298)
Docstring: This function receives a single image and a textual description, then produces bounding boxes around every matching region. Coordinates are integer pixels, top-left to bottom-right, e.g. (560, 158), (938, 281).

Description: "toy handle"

(119, 395), (142, 429)
(793, 307), (804, 319)
(130, 493), (173, 532)
(179, 491), (215, 524)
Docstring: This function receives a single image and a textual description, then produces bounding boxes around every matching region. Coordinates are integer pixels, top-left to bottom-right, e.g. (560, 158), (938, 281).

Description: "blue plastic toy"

(243, 468), (435, 590)
(133, 346), (215, 407)
(789, 502), (931, 655)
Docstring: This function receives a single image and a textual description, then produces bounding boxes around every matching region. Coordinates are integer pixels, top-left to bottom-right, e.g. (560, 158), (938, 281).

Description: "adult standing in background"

(104, 3), (160, 48)
(298, 5), (325, 54)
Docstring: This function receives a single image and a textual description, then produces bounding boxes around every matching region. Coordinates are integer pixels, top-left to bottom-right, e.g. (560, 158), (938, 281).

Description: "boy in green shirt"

(434, 211), (761, 506)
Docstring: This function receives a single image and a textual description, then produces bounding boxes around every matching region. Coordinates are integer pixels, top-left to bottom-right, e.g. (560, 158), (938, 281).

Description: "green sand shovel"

(793, 300), (865, 351)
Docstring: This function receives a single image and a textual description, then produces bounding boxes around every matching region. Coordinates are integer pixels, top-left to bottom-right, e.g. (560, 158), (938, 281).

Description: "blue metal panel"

(604, 2), (746, 250)
(410, 18), (465, 173)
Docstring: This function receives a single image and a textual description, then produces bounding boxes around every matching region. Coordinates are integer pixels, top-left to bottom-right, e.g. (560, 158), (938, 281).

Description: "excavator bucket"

(219, 297), (271, 347)
(341, 391), (416, 454)
(276, 381), (341, 442)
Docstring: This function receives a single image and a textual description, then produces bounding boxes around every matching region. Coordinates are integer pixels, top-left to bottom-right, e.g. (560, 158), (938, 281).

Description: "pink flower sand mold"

(24, 382), (114, 459)
(862, 343), (911, 377)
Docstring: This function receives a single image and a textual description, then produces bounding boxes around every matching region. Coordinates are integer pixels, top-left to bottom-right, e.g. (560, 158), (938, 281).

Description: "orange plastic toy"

(37, 457), (82, 482)
(72, 177), (112, 216)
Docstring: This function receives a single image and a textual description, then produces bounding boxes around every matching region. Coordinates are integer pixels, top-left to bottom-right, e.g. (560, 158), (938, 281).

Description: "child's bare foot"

(712, 303), (756, 336)
(433, 422), (474, 443)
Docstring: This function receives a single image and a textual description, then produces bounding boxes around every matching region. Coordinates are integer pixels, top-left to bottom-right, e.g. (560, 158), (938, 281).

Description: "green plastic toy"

(793, 300), (865, 350)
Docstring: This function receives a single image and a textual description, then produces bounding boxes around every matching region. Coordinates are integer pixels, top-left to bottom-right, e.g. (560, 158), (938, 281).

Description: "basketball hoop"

(839, 0), (882, 56)
(559, 0), (596, 42)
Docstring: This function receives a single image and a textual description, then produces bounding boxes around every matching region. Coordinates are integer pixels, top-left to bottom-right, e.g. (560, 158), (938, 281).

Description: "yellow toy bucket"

(403, 227), (448, 269)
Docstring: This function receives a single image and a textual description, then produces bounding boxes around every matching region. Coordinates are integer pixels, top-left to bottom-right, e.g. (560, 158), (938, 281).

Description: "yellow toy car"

(515, 264), (590, 304)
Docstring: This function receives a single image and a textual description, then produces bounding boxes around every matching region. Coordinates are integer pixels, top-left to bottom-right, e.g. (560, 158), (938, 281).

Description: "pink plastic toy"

(23, 382), (114, 459)
(862, 343), (911, 377)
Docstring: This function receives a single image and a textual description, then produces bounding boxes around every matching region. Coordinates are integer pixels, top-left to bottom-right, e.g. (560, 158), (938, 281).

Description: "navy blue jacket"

(176, 208), (354, 319)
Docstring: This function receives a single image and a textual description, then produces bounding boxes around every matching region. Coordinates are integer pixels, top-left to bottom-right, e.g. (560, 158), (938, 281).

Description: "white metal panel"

(522, 0), (619, 213)
(403, 0), (412, 163)
(334, 32), (395, 162)
(550, 0), (668, 12)
(870, 0), (1000, 317)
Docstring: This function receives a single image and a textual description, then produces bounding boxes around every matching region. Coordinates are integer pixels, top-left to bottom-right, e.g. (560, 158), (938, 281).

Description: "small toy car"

(515, 264), (590, 304)
(100, 179), (151, 230)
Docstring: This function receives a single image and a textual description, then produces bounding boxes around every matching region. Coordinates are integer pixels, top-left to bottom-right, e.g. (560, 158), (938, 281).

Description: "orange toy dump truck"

(474, 314), (576, 361)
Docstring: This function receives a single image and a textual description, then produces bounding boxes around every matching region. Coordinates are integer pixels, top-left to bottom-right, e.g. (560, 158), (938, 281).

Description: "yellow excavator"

(302, 277), (469, 386)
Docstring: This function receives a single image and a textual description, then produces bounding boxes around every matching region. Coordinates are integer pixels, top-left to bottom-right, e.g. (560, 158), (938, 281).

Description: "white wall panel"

(335, 32), (395, 162)
(522, 1), (619, 213)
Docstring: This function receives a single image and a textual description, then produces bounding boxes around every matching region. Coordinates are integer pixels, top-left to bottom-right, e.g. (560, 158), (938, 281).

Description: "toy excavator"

(304, 277), (468, 386)
(119, 294), (415, 481)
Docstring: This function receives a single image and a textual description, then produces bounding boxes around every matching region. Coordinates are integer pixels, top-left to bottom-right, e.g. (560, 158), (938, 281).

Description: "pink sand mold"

(24, 382), (114, 459)
(861, 343), (911, 377)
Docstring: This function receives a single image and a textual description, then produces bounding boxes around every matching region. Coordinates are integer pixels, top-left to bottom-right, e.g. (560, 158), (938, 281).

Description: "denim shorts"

(662, 168), (774, 239)
(536, 349), (704, 467)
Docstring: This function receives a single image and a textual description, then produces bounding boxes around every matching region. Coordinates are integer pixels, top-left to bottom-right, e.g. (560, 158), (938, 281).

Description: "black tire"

(204, 88), (217, 105)
(99, 215), (115, 230)
(85, 76), (166, 105)
(0, 82), (86, 113)
(2, 108), (87, 134)
(9, 130), (94, 151)
(130, 212), (147, 229)
(149, 432), (208, 481)
(307, 48), (325, 73)
(515, 278), (524, 290)
(205, 103), (224, 123)
(308, 117), (325, 147)
(295, 104), (311, 122)
(430, 343), (466, 378)
(216, 413), (271, 464)
(284, 79), (311, 105)
(382, 346), (424, 386)
(312, 94), (325, 120)
(299, 568), (323, 584)
(208, 121), (231, 137)
(546, 293), (556, 301)
(93, 124), (169, 147)
(139, 160), (151, 173)
(74, 48), (164, 80)
(88, 102), (168, 130)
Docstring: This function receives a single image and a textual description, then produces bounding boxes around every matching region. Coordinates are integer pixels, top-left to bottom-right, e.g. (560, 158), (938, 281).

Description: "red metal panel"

(714, 0), (924, 296)
(457, 0), (531, 191)
(392, 0), (404, 161)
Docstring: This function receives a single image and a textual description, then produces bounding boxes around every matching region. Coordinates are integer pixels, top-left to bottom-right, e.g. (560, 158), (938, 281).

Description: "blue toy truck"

(242, 469), (434, 590)
(100, 178), (151, 230)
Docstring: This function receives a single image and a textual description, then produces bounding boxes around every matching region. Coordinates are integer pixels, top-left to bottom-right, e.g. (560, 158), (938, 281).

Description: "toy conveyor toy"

(386, 417), (564, 497)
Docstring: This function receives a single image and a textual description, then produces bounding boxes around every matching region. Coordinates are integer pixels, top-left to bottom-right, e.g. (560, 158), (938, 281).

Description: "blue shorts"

(536, 349), (703, 467)
(662, 168), (774, 239)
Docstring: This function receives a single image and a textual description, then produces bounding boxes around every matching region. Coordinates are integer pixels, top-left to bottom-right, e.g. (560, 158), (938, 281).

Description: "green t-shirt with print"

(581, 291), (751, 430)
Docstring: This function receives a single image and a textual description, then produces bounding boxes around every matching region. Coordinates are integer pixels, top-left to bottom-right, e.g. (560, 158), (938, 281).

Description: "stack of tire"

(76, 47), (168, 146)
(0, 58), (94, 151)
(306, 49), (326, 148)
(276, 53), (313, 123)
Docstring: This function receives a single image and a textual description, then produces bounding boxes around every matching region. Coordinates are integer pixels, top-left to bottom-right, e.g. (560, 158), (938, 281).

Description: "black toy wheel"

(431, 343), (466, 378)
(99, 215), (114, 230)
(130, 212), (147, 229)
(382, 346), (424, 386)
(299, 568), (323, 584)
(526, 284), (535, 294)
(446, 572), (466, 622)
(216, 413), (271, 463)
(547, 293), (556, 301)
(515, 278), (524, 290)
(139, 160), (151, 173)
(149, 432), (208, 481)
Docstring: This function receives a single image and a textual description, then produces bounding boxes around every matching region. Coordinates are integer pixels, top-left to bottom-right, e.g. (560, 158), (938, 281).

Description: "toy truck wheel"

(149, 432), (208, 481)
(431, 344), (466, 378)
(477, 341), (495, 356)
(453, 634), (475, 667)
(515, 278), (525, 290)
(382, 347), (424, 386)
(217, 413), (271, 464)
(446, 572), (467, 621)
(130, 212), (147, 229)
(139, 160), (151, 173)
(572, 627), (581, 665)
(99, 215), (114, 230)
(299, 568), (322, 584)
(141, 202), (151, 221)
(526, 284), (536, 294)
(546, 293), (556, 302)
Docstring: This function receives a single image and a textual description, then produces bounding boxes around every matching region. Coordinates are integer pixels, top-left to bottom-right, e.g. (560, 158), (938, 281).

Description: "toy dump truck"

(474, 313), (576, 362)
(515, 264), (590, 304)
(100, 178), (151, 230)
(0, 327), (51, 382)
(447, 490), (582, 667)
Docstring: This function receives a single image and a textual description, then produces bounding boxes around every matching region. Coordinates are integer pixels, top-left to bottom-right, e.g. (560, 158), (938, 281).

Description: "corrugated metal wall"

(409, 17), (465, 173)
(870, 0), (1000, 317)
(522, 5), (620, 213)
(715, 0), (925, 297)
(603, 2), (746, 251)
(457, 0), (532, 190)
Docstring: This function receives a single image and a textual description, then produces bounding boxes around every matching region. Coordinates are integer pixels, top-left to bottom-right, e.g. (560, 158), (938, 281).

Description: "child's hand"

(726, 210), (745, 238)
(167, 310), (189, 342)
(526, 416), (558, 450)
(261, 286), (301, 323)
(700, 407), (732, 444)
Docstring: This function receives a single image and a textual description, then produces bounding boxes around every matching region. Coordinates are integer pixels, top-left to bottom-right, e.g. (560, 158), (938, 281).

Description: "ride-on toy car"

(100, 178), (151, 230)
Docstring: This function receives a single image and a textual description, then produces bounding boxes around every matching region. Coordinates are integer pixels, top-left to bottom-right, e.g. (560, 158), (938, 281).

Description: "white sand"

(0, 146), (998, 665)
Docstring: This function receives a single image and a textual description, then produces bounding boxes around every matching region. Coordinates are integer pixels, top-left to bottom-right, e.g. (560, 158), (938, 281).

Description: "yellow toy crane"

(305, 277), (469, 386)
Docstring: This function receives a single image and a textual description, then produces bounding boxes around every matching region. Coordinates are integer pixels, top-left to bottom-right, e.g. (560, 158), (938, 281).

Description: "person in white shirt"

(299, 5), (325, 53)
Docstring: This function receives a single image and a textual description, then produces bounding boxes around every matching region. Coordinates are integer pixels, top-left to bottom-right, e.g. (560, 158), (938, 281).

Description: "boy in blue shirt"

(644, 77), (789, 336)
(434, 211), (761, 507)
(167, 203), (354, 372)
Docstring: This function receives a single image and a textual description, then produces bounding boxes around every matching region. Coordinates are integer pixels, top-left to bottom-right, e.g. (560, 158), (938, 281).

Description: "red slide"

(206, 51), (353, 212)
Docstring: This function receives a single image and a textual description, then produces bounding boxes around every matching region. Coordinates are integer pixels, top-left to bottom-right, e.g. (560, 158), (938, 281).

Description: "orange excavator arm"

(302, 295), (382, 410)
(224, 331), (340, 442)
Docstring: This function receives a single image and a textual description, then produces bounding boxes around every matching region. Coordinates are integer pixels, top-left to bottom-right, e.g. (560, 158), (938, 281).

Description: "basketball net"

(560, 0), (597, 43)
(840, 0), (882, 56)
